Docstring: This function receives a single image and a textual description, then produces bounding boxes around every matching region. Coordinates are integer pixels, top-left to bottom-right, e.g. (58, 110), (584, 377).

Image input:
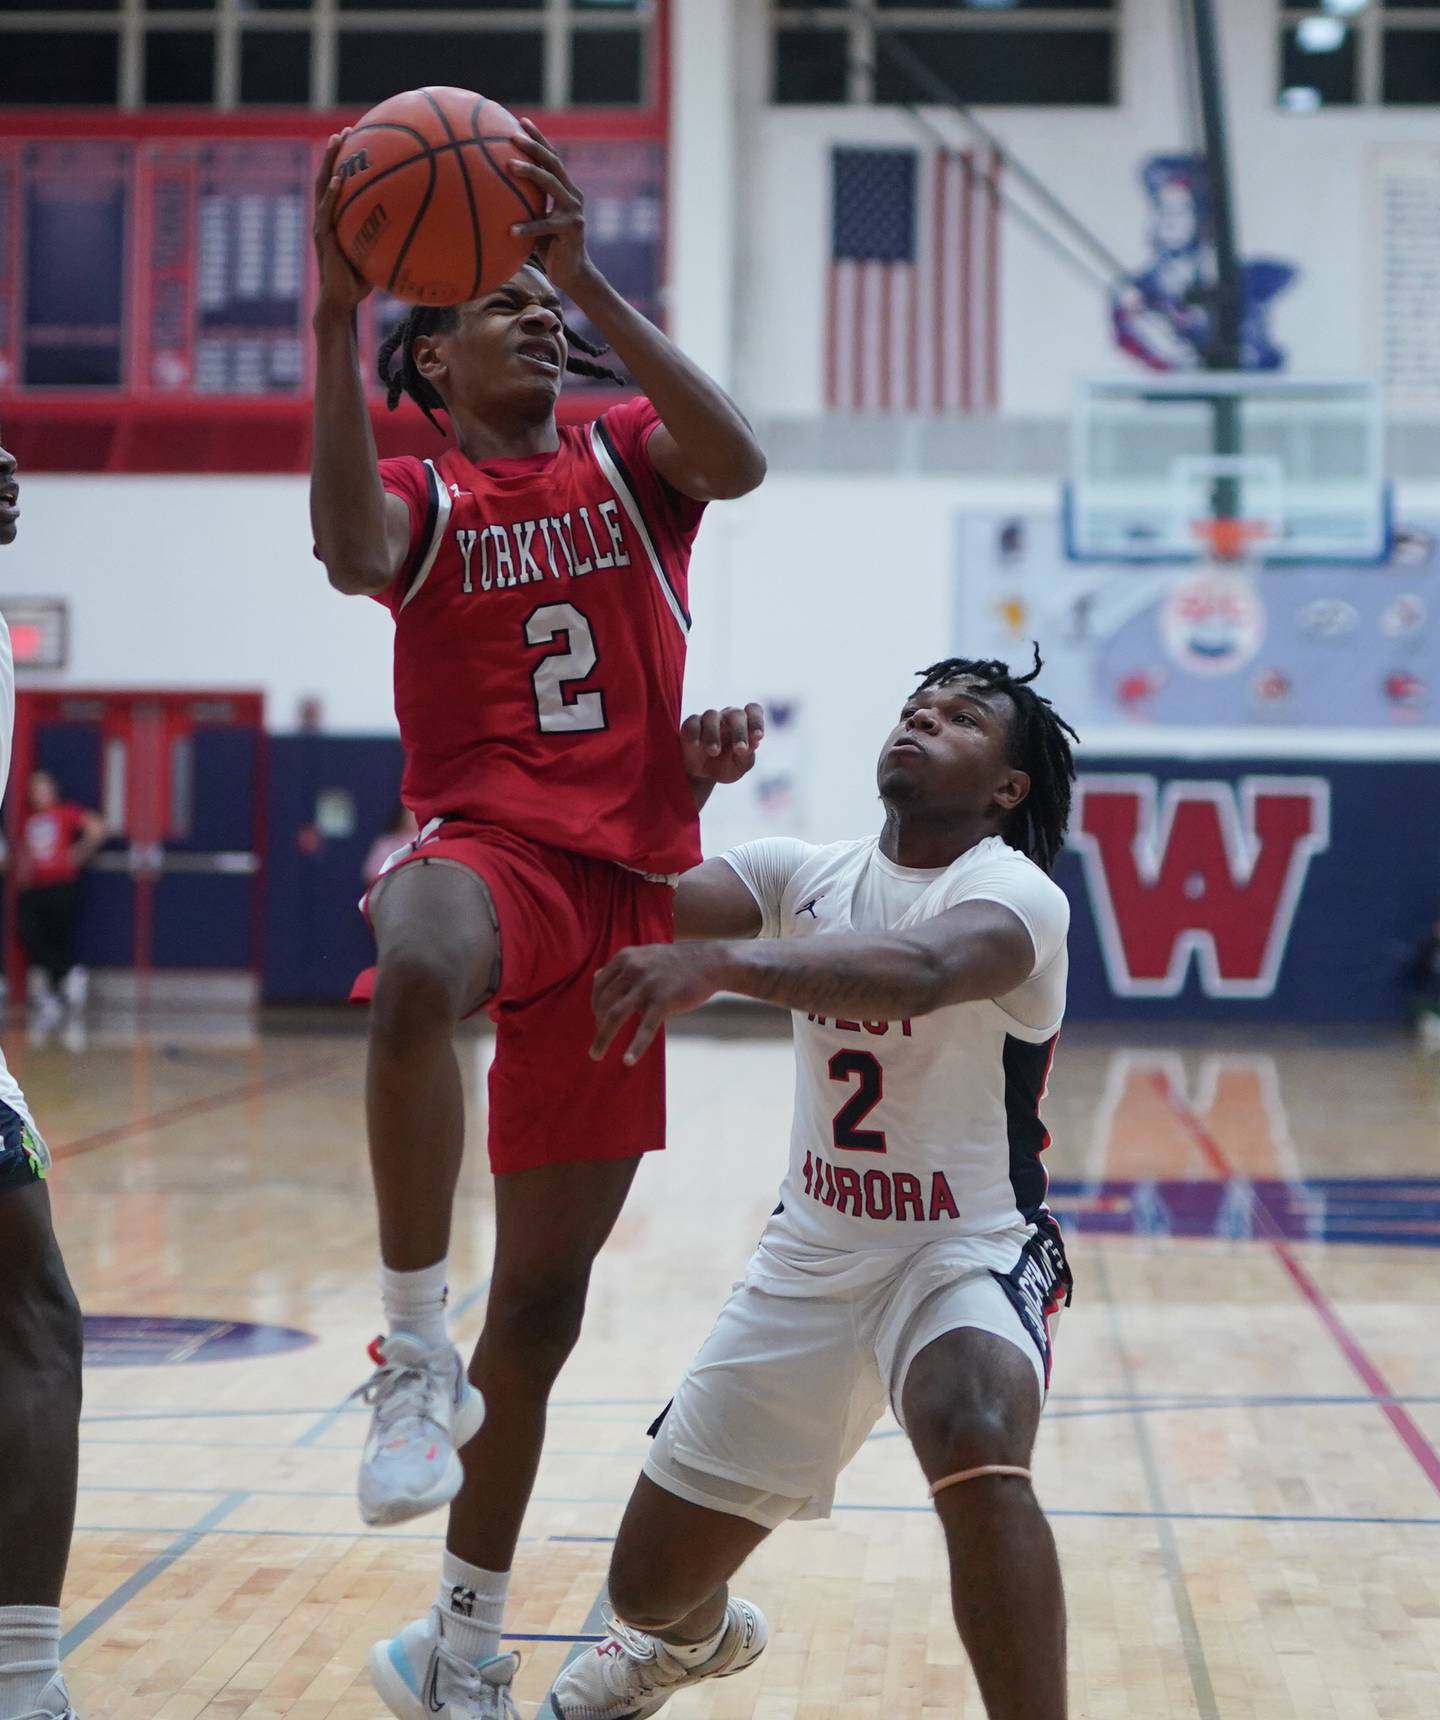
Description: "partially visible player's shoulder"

(941, 837), (1069, 914)
(783, 835), (878, 899)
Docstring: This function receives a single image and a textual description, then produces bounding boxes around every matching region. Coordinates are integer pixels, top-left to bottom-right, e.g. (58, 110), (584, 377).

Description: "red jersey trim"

(589, 418), (691, 639)
(398, 460), (453, 612)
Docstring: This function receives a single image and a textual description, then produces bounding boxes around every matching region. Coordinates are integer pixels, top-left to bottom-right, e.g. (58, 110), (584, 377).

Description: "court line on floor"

(68, 1275), (491, 1655)
(68, 1506), (1440, 1542)
(53, 1058), (345, 1163)
(61, 1493), (249, 1655)
(74, 1388), (1440, 1429)
(1094, 1247), (1220, 1720)
(1154, 1073), (1440, 1499)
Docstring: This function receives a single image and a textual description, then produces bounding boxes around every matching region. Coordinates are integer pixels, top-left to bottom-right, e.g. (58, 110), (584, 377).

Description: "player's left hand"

(508, 120), (593, 295)
(591, 943), (729, 1066)
(680, 704), (766, 787)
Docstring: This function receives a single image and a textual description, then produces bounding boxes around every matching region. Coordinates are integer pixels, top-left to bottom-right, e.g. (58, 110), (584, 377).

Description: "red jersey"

(376, 397), (705, 877)
(23, 803), (89, 886)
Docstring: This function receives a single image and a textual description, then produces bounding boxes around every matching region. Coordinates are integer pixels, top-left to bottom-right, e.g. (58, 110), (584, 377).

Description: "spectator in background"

(1409, 914), (1440, 1053)
(362, 802), (418, 890)
(16, 772), (104, 1024)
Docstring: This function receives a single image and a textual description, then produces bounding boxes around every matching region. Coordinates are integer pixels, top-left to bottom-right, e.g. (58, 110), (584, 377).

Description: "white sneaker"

(354, 1333), (485, 1526)
(549, 1598), (768, 1720)
(370, 1608), (520, 1720)
(16, 1673), (78, 1719)
(61, 966), (88, 1011)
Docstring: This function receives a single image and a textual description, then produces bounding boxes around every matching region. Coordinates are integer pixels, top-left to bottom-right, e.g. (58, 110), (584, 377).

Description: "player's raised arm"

(673, 706), (767, 939)
(309, 132), (413, 597)
(509, 121), (766, 503)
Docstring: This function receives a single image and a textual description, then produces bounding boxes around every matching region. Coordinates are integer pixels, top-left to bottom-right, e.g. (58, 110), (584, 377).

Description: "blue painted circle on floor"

(82, 1315), (317, 1367)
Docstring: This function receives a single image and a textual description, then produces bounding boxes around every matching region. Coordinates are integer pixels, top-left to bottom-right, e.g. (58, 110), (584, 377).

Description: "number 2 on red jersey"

(525, 602), (607, 734)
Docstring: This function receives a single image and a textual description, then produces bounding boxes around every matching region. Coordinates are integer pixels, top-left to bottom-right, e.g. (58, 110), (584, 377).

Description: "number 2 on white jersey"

(525, 602), (607, 734)
(829, 1050), (888, 1153)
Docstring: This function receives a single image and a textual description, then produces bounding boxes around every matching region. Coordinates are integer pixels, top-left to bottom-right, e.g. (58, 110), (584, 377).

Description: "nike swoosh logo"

(426, 1653), (446, 1714)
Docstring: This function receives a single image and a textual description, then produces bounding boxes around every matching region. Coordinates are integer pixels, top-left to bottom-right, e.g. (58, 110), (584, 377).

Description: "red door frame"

(5, 688), (266, 1005)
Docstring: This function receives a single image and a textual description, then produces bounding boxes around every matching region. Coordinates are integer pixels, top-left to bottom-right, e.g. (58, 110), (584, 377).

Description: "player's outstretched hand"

(313, 131), (372, 316)
(591, 943), (728, 1067)
(680, 704), (766, 787)
(508, 119), (593, 295)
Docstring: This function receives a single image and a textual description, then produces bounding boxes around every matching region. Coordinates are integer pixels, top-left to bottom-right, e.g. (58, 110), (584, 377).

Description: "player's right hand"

(313, 132), (372, 315)
(681, 704), (765, 787)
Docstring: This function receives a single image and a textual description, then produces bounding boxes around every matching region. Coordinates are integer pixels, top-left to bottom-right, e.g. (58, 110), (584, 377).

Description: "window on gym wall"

(0, 0), (654, 109)
(1279, 2), (1440, 108)
(771, 1), (1119, 107)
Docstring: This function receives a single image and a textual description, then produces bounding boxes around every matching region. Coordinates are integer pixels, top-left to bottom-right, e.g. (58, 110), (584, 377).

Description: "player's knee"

(485, 1278), (588, 1383)
(906, 1390), (1018, 1479)
(605, 1556), (687, 1635)
(0, 1241), (83, 1399)
(371, 945), (468, 1042)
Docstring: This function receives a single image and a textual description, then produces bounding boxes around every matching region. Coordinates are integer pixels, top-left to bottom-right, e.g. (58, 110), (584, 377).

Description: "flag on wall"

(826, 145), (1002, 415)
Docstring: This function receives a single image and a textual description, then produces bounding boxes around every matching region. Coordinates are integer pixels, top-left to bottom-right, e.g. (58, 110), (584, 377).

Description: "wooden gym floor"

(8, 1014), (1439, 1719)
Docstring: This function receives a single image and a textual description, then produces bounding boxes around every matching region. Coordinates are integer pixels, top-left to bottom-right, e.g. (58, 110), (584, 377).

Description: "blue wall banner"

(1056, 759), (1440, 1022)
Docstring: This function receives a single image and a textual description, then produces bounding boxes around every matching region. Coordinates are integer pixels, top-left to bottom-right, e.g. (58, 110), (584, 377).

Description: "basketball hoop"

(1191, 516), (1272, 566)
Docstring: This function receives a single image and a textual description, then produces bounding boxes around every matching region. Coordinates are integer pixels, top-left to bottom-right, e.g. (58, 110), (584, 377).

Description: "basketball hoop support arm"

(1182, 0), (1245, 519)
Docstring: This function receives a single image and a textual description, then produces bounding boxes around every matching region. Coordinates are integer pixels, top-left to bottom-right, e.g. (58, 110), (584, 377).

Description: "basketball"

(333, 86), (545, 305)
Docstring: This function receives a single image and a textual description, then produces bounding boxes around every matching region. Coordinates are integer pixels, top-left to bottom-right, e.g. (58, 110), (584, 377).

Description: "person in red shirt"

(309, 122), (765, 1719)
(16, 771), (105, 1020)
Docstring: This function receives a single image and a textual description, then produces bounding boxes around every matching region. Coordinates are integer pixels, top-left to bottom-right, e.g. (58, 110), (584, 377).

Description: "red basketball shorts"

(353, 820), (675, 1175)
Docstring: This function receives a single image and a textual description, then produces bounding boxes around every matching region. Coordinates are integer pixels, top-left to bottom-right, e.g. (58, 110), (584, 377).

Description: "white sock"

(436, 1552), (509, 1666)
(662, 1617), (727, 1667)
(381, 1259), (450, 1350)
(0, 1605), (63, 1718)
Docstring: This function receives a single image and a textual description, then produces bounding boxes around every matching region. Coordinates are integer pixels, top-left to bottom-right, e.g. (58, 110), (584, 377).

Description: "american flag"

(826, 145), (1002, 414)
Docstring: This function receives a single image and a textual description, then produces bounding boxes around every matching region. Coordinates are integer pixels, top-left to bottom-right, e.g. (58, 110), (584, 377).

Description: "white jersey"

(723, 833), (1068, 1293)
(0, 616), (35, 1133)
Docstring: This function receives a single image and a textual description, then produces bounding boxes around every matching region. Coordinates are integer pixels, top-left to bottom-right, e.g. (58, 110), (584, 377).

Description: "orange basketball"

(333, 86), (545, 306)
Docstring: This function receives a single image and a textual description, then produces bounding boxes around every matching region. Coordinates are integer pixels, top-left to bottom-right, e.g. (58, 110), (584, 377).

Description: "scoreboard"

(0, 131), (665, 401)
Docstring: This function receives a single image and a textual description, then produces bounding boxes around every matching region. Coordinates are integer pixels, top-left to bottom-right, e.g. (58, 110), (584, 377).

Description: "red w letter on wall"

(1071, 776), (1331, 999)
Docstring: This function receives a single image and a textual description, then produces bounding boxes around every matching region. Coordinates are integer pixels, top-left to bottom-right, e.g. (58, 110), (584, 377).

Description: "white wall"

(15, 467), (1440, 845)
(4, 475), (399, 735)
(9, 0), (1440, 839)
(734, 0), (1440, 417)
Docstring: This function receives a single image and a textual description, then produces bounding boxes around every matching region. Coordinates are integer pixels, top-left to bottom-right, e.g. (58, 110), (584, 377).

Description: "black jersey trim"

(1002, 1031), (1059, 1226)
(398, 459), (452, 612)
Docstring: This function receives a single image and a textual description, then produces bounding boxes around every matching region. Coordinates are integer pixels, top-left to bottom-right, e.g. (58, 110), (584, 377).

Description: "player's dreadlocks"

(377, 259), (626, 434)
(912, 644), (1079, 873)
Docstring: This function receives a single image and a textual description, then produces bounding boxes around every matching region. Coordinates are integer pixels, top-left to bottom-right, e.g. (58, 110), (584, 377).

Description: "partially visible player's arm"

(680, 704), (765, 813)
(71, 809), (107, 868)
(592, 901), (1034, 1065)
(674, 861), (763, 942)
(509, 124), (766, 503)
(672, 705), (767, 938)
(308, 132), (412, 597)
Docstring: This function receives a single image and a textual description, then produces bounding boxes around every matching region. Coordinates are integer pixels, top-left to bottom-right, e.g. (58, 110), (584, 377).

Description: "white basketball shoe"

(16, 1674), (78, 1720)
(548, 1599), (768, 1720)
(371, 1608), (519, 1720)
(355, 1333), (485, 1525)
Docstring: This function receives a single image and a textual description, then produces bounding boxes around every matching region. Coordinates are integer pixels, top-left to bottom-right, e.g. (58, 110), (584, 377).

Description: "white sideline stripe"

(398, 460), (453, 612)
(1075, 725), (1440, 761)
(589, 423), (689, 639)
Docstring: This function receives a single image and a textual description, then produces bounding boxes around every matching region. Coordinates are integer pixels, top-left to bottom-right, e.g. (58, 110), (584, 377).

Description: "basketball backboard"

(1064, 373), (1391, 564)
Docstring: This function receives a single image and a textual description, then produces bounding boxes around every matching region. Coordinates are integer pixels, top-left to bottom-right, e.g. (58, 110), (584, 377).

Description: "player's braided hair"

(912, 645), (1079, 873)
(376, 261), (626, 434)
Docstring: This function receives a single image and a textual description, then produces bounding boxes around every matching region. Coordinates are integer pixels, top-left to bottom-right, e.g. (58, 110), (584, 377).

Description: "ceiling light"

(1297, 16), (1347, 51)
(1281, 86), (1324, 112)
(1322, 0), (1368, 16)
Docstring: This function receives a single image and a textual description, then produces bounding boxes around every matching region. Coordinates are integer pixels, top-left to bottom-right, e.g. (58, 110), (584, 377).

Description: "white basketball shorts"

(644, 1227), (1065, 1532)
